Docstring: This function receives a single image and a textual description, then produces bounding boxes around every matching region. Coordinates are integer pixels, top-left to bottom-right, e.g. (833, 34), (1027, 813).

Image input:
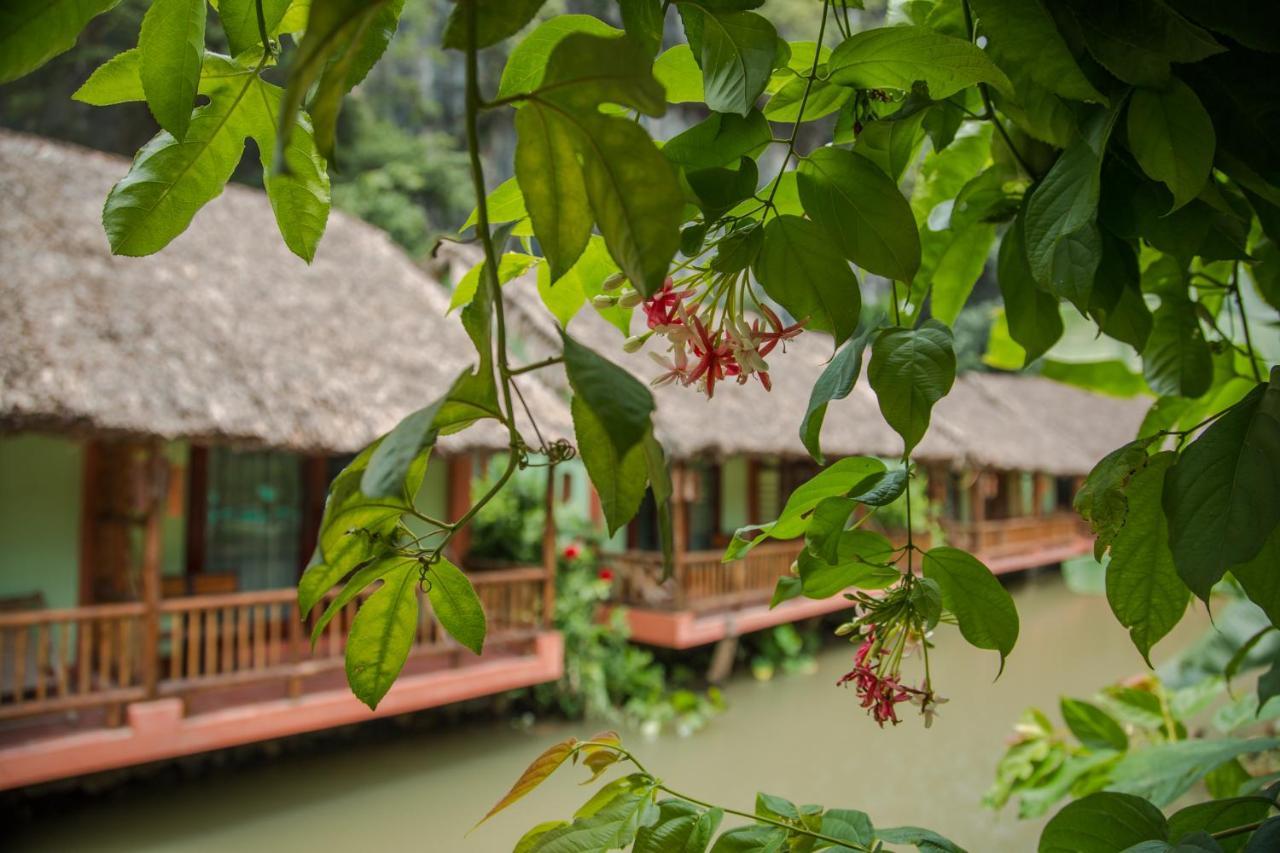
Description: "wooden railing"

(942, 512), (1089, 558)
(0, 567), (550, 721)
(0, 603), (148, 720)
(609, 542), (804, 612)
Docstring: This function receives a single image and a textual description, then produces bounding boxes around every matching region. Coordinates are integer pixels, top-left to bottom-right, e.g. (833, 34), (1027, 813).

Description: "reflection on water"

(7, 572), (1208, 853)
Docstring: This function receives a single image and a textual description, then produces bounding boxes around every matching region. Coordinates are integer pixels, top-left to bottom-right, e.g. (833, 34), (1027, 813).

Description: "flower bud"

(618, 290), (644, 308)
(591, 294), (619, 308)
(602, 272), (627, 291)
(623, 334), (648, 353)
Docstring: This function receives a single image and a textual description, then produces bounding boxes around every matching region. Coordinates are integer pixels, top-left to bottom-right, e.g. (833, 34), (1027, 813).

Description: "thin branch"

(961, 0), (1035, 177)
(763, 0), (831, 212)
(1232, 263), (1264, 382)
(510, 356), (564, 376)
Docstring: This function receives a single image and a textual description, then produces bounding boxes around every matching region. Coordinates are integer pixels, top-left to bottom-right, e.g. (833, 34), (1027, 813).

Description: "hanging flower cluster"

(601, 275), (805, 399)
(835, 583), (948, 728)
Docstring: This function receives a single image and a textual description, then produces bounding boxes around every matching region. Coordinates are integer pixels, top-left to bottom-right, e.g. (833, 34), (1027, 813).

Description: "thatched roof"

(0, 131), (571, 455)
(439, 245), (1147, 477)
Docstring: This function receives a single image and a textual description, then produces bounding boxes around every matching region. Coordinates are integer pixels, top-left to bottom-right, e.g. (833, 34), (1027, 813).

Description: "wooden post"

(446, 454), (473, 563)
(671, 464), (689, 609)
(141, 442), (166, 700)
(541, 464), (557, 628)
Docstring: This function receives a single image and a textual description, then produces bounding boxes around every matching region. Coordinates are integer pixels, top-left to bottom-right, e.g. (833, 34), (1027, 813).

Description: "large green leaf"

(441, 0), (546, 50)
(826, 26), (1012, 99)
(634, 801), (721, 853)
(562, 331), (656, 459)
(922, 546), (1019, 668)
(618, 0), (663, 57)
(867, 321), (956, 454)
(765, 74), (850, 123)
(852, 113), (927, 183)
(572, 396), (649, 537)
(97, 53), (330, 261)
(0, 0), (121, 85)
(709, 825), (787, 853)
(1233, 525), (1280, 629)
(1165, 376), (1280, 599)
(217, 0), (292, 56)
(1127, 78), (1215, 211)
(798, 531), (899, 599)
(497, 15), (621, 99)
(138, 0), (205, 139)
(426, 558), (486, 656)
(448, 252), (541, 311)
(345, 559), (420, 709)
(753, 215), (861, 346)
(654, 44), (704, 103)
(1106, 451), (1191, 664)
(1089, 233), (1152, 351)
(797, 146), (921, 281)
(1061, 698), (1129, 751)
(663, 110), (771, 170)
(1074, 436), (1152, 560)
(516, 104), (592, 282)
(997, 207), (1063, 366)
(799, 325), (874, 464)
(1070, 0), (1224, 89)
(1038, 793), (1168, 853)
(693, 8), (777, 116)
(1142, 296), (1213, 398)
(765, 456), (887, 541)
(967, 0), (1106, 104)
(1108, 737), (1280, 807)
(1024, 111), (1117, 307)
(1168, 797), (1273, 853)
(537, 32), (667, 117)
(875, 826), (966, 853)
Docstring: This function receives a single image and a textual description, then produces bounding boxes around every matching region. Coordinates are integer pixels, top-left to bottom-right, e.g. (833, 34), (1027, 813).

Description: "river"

(6, 572), (1208, 852)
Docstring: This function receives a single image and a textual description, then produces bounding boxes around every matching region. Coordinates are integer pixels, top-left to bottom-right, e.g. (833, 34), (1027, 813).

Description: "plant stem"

(510, 356), (564, 376)
(961, 0), (1035, 177)
(656, 784), (873, 851)
(763, 0), (830, 212)
(1232, 263), (1264, 382)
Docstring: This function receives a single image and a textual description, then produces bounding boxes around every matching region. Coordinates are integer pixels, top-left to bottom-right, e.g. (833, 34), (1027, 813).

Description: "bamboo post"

(672, 464), (689, 609)
(541, 464), (557, 629)
(141, 442), (165, 699)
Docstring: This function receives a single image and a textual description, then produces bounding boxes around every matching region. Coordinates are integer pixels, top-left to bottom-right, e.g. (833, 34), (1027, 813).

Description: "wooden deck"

(0, 567), (561, 790)
(606, 513), (1094, 648)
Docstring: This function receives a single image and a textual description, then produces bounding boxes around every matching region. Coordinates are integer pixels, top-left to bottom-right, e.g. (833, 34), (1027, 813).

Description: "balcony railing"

(608, 542), (804, 613)
(0, 566), (550, 723)
(942, 512), (1090, 560)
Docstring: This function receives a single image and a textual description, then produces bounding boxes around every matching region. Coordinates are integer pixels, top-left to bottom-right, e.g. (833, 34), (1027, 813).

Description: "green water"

(7, 572), (1207, 852)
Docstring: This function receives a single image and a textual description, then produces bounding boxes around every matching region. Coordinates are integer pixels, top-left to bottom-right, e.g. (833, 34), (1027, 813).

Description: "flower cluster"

(835, 619), (947, 728)
(630, 278), (805, 399)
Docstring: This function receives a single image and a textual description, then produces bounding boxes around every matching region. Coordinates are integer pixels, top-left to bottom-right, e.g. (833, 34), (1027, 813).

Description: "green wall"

(720, 457), (749, 534)
(162, 442), (188, 578)
(0, 435), (83, 609)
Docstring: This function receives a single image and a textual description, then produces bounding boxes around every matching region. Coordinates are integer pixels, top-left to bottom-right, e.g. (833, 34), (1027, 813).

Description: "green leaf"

(449, 252), (541, 312)
(798, 146), (921, 281)
(654, 44), (704, 103)
(1165, 376), (1280, 599)
(1142, 295), (1212, 398)
(217, 0), (291, 56)
(309, 554), (411, 645)
(851, 468), (909, 506)
(686, 156), (758, 216)
(100, 53), (330, 262)
(1038, 792), (1168, 853)
(619, 0), (664, 57)
(426, 558), (486, 656)
(867, 321), (956, 454)
(852, 113), (926, 183)
(441, 0), (546, 50)
(538, 32), (667, 117)
(967, 0), (1107, 104)
(1024, 111), (1117, 307)
(72, 48), (144, 105)
(539, 236), (629, 331)
(564, 112), (683, 297)
(821, 809), (874, 850)
(805, 497), (857, 564)
(798, 531), (898, 599)
(572, 396), (649, 537)
(1108, 738), (1280, 807)
(345, 559), (420, 709)
(361, 375), (476, 497)
(562, 331), (656, 458)
(753, 215), (861, 346)
(515, 822), (570, 853)
(922, 546), (1019, 668)
(765, 74), (850, 123)
(635, 801), (720, 853)
(1106, 452), (1190, 663)
(497, 14), (621, 99)
(768, 456), (887, 540)
(516, 104), (592, 282)
(694, 9), (778, 116)
(711, 223), (764, 274)
(1233, 525), (1280, 630)
(538, 778), (657, 851)
(478, 737), (580, 826)
(1127, 78), (1215, 212)
(1061, 698), (1129, 751)
(827, 26), (1012, 99)
(0, 0), (120, 86)
(998, 206), (1063, 366)
(770, 574), (802, 609)
(663, 110), (771, 170)
(709, 825), (787, 853)
(1168, 798), (1272, 853)
(138, 0), (205, 139)
(1071, 0), (1224, 89)
(799, 326), (873, 464)
(875, 825), (966, 853)
(1090, 233), (1152, 351)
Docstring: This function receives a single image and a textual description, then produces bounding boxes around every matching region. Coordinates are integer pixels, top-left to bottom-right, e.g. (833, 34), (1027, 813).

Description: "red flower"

(597, 568), (614, 582)
(563, 543), (582, 560)
(642, 278), (694, 330)
(685, 314), (740, 399)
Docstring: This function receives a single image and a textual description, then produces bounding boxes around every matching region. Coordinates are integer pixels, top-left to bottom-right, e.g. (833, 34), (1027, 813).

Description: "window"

(200, 448), (304, 591)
